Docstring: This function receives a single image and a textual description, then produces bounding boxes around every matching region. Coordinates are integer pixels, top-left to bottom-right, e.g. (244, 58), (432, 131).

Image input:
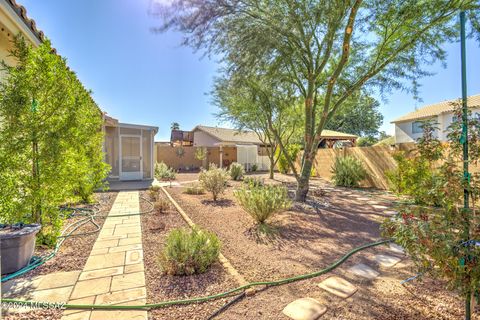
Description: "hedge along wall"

(297, 145), (399, 189)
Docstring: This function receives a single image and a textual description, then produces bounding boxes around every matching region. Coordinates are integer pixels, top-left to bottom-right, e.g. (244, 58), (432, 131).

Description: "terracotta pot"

(1, 224), (41, 275)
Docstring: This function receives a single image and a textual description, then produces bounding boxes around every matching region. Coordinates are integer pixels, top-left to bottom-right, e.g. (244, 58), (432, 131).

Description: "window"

(412, 121), (423, 134)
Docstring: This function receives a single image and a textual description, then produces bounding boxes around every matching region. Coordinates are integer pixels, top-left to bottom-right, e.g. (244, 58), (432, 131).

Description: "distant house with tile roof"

(391, 94), (480, 144)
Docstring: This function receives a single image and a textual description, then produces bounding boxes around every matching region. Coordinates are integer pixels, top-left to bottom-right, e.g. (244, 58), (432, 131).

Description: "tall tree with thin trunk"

(157, 0), (479, 201)
(214, 73), (300, 179)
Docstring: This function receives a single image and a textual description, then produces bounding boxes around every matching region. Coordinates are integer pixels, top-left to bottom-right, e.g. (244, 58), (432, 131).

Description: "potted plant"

(1, 223), (41, 274)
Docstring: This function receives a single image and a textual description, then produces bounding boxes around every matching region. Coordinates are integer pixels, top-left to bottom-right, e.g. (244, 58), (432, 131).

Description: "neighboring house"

(392, 94), (480, 144)
(103, 115), (158, 181)
(158, 125), (357, 171)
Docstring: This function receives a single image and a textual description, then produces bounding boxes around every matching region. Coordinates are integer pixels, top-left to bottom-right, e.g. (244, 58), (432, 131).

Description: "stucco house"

(392, 94), (480, 144)
(0, 0), (43, 70)
(158, 125), (357, 171)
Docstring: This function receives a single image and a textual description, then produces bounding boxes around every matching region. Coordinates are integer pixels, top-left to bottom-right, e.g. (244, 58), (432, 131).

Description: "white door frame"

(119, 134), (143, 180)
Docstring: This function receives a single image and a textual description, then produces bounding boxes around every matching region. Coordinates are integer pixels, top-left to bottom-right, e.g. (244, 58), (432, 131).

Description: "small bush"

(251, 164), (258, 172)
(229, 162), (245, 180)
(154, 198), (170, 213)
(184, 183), (205, 195)
(158, 226), (221, 275)
(155, 162), (176, 181)
(199, 164), (229, 201)
(331, 156), (367, 187)
(234, 184), (291, 224)
(148, 185), (161, 201)
(243, 177), (265, 188)
(276, 144), (301, 174)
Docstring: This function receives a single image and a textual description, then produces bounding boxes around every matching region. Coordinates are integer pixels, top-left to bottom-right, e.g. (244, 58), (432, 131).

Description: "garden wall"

(301, 145), (398, 189)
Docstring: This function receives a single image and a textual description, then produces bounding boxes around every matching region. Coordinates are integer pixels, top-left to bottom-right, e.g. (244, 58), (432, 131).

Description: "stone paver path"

(374, 254), (402, 268)
(62, 191), (147, 320)
(317, 276), (357, 299)
(348, 263), (379, 280)
(282, 298), (327, 320)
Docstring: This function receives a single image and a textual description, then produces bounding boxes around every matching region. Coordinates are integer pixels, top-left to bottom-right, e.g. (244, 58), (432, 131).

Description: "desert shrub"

(158, 226), (221, 275)
(199, 164), (229, 201)
(243, 177), (265, 188)
(184, 183), (205, 195)
(229, 162), (245, 180)
(276, 144), (301, 174)
(154, 162), (176, 181)
(148, 185), (161, 201)
(234, 184), (291, 224)
(154, 198), (170, 213)
(331, 156), (367, 187)
(251, 164), (258, 172)
(311, 167), (317, 177)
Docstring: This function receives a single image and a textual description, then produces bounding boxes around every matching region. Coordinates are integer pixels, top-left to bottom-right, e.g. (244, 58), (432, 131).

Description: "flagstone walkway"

(62, 191), (147, 320)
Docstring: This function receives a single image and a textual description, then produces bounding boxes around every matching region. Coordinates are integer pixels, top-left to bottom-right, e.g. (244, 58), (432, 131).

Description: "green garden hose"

(1, 197), (155, 283)
(1, 239), (392, 310)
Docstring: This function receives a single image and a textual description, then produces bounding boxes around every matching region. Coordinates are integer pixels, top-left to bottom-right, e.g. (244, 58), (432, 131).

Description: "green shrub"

(154, 198), (170, 213)
(243, 177), (265, 188)
(199, 164), (229, 201)
(154, 162), (176, 181)
(276, 144), (301, 174)
(148, 185), (161, 201)
(331, 156), (367, 187)
(234, 184), (291, 224)
(251, 164), (258, 172)
(229, 162), (245, 180)
(184, 183), (205, 195)
(158, 226), (221, 275)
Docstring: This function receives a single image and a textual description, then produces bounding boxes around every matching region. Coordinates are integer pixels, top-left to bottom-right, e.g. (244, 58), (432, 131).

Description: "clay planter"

(0, 224), (41, 275)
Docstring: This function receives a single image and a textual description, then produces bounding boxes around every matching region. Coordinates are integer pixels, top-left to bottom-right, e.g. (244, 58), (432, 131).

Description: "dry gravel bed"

(140, 190), (239, 320)
(163, 173), (472, 319)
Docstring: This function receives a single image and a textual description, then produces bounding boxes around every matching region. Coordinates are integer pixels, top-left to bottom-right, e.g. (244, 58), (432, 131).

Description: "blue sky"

(21, 0), (480, 141)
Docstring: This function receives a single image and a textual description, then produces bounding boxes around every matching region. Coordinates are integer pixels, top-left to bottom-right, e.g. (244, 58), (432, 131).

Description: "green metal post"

(460, 11), (471, 320)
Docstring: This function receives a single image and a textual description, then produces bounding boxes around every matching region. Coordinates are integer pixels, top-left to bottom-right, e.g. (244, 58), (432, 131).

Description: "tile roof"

(391, 94), (480, 123)
(193, 125), (357, 145)
(5, 0), (44, 42)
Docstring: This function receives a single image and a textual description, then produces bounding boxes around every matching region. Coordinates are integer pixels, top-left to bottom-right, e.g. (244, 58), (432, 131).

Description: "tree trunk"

(269, 154), (275, 179)
(295, 154), (314, 201)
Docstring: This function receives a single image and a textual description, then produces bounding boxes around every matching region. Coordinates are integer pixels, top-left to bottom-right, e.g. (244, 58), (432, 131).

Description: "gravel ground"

(3, 191), (117, 320)
(163, 173), (475, 319)
(140, 190), (239, 320)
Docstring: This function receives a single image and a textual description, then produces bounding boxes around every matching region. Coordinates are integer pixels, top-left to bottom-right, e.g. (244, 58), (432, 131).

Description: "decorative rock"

(372, 204), (389, 210)
(375, 254), (401, 267)
(348, 263), (379, 280)
(282, 298), (327, 320)
(318, 276), (357, 299)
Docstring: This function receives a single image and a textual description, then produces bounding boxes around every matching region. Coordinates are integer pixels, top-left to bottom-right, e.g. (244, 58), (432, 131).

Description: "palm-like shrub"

(234, 184), (291, 224)
(331, 156), (367, 187)
(229, 162), (245, 180)
(243, 177), (265, 188)
(155, 162), (176, 181)
(199, 164), (229, 201)
(158, 226), (221, 275)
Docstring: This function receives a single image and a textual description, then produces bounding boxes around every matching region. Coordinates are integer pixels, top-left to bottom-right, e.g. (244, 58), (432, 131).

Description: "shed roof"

(392, 94), (480, 123)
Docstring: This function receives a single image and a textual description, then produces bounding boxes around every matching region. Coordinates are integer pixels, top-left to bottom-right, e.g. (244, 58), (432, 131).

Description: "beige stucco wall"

(0, 2), (41, 78)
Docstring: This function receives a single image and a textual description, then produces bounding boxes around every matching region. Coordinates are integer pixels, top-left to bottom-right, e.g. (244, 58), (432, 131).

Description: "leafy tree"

(0, 36), (109, 245)
(171, 122), (180, 130)
(325, 92), (383, 137)
(383, 103), (480, 318)
(157, 0), (478, 201)
(214, 73), (300, 179)
(357, 136), (377, 147)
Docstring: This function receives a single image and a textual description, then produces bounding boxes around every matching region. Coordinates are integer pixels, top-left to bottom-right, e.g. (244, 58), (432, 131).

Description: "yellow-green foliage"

(331, 156), (367, 187)
(234, 184), (291, 224)
(0, 36), (109, 245)
(229, 162), (245, 180)
(184, 183), (205, 195)
(154, 162), (176, 181)
(275, 144), (301, 174)
(199, 164), (229, 201)
(154, 198), (170, 213)
(159, 226), (221, 275)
